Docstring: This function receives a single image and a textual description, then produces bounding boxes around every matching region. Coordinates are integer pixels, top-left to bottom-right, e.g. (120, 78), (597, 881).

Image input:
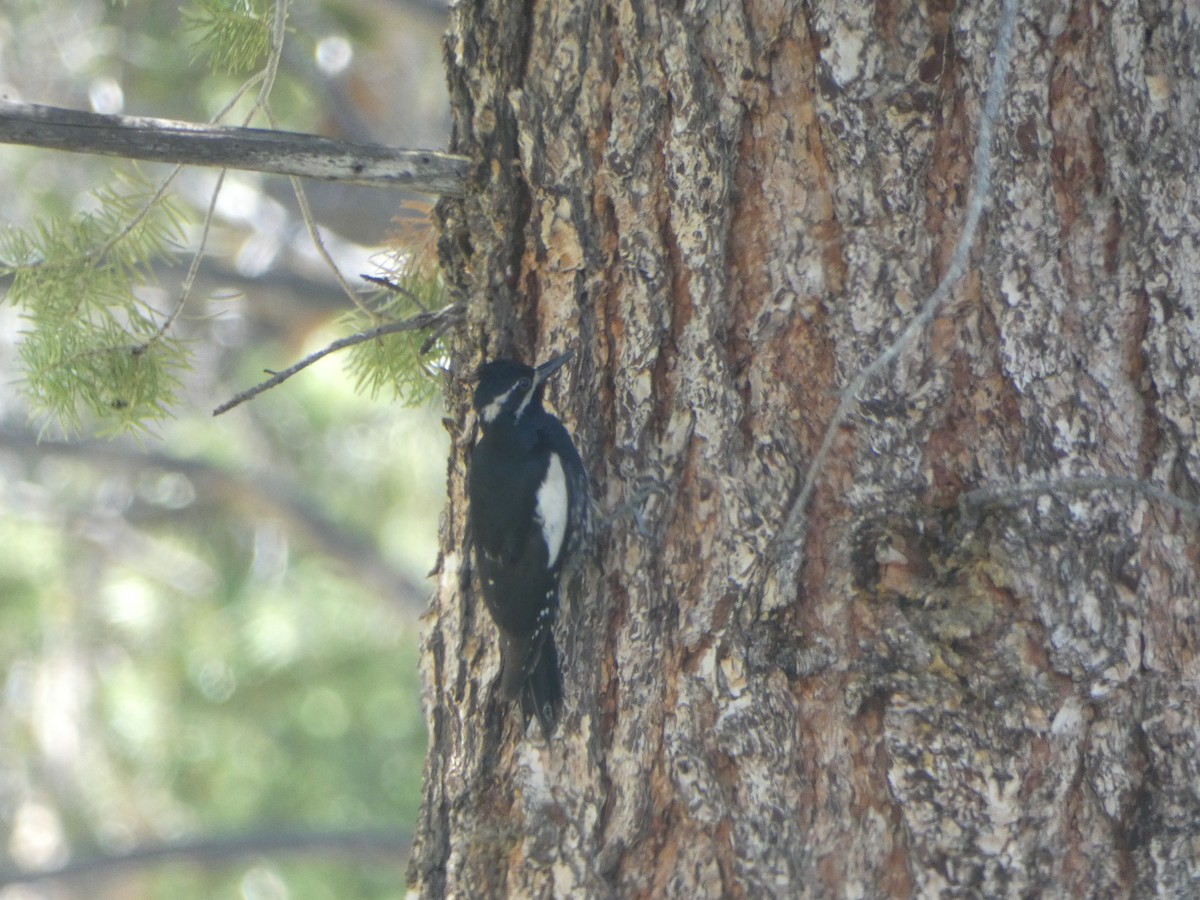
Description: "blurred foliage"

(0, 0), (452, 896)
(0, 0), (450, 437)
(345, 207), (449, 407)
(0, 349), (445, 897)
(182, 0), (276, 75)
(0, 169), (190, 435)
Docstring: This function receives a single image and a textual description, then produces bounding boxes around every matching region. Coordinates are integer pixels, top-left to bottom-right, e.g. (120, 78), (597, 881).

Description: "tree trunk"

(411, 0), (1200, 896)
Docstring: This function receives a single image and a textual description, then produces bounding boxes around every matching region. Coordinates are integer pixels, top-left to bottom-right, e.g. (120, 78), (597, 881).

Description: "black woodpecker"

(467, 352), (589, 738)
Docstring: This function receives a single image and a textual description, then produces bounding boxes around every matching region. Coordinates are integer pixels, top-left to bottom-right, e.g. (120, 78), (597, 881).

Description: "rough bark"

(412, 0), (1200, 896)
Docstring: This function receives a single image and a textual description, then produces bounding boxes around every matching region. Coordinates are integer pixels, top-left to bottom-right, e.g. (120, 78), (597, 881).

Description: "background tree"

(411, 0), (1200, 897)
(0, 1), (450, 896)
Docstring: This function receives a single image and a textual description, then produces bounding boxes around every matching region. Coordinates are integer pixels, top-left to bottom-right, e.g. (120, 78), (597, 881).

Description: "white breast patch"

(536, 453), (568, 567)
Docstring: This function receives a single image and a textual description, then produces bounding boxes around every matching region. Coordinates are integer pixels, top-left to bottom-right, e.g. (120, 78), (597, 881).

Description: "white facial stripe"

(536, 453), (568, 567)
(513, 378), (540, 419)
(480, 385), (518, 424)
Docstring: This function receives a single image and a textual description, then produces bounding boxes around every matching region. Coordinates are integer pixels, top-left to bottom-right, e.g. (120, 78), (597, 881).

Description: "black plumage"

(467, 352), (588, 737)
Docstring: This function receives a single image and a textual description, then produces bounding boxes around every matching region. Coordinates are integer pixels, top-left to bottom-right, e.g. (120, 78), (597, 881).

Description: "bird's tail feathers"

(498, 629), (562, 739)
(521, 636), (563, 739)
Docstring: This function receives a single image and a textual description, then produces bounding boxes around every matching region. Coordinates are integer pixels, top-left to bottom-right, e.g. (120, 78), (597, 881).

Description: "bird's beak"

(534, 350), (573, 385)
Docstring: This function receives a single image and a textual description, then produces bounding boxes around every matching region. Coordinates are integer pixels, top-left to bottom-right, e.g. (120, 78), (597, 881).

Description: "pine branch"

(0, 100), (470, 196)
(213, 303), (462, 415)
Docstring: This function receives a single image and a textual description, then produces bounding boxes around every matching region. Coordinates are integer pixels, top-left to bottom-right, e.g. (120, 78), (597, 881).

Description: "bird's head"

(473, 351), (572, 427)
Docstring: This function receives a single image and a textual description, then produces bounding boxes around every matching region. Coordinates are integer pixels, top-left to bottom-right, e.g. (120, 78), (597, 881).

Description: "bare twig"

(420, 313), (458, 354)
(0, 100), (470, 196)
(362, 273), (430, 311)
(134, 169), (229, 356)
(91, 71), (269, 271)
(213, 304), (462, 416)
(769, 0), (1020, 565)
(261, 102), (371, 316)
(256, 0), (291, 111)
(132, 6), (291, 355)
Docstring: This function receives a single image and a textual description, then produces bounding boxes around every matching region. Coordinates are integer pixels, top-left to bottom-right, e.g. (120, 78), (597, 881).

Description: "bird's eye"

(518, 377), (532, 390)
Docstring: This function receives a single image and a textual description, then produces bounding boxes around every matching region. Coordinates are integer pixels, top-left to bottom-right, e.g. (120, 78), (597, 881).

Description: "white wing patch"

(536, 453), (568, 567)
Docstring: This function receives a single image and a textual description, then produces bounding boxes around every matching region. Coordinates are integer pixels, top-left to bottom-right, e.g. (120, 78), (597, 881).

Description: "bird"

(466, 351), (589, 738)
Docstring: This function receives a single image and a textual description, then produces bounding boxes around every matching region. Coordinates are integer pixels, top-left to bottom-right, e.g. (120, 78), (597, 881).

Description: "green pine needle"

(181, 0), (275, 75)
(1, 170), (189, 435)
(343, 270), (446, 407)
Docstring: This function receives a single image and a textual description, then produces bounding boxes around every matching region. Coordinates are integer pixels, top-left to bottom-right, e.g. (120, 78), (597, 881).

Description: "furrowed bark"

(413, 1), (1200, 896)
